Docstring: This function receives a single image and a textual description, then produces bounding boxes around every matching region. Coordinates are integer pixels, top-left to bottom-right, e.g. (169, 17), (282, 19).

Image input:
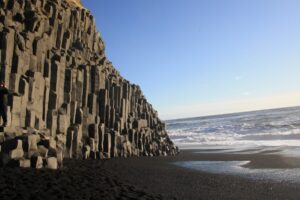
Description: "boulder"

(30, 153), (43, 169)
(19, 159), (31, 168)
(9, 140), (24, 159)
(46, 157), (58, 170)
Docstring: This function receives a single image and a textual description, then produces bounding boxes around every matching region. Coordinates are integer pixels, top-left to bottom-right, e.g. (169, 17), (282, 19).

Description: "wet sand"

(1, 149), (300, 199)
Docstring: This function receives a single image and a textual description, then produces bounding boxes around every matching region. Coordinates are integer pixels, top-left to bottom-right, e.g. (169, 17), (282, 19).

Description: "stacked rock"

(0, 0), (178, 169)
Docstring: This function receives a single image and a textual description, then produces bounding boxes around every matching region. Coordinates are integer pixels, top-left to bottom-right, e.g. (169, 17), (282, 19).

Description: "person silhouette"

(0, 82), (9, 127)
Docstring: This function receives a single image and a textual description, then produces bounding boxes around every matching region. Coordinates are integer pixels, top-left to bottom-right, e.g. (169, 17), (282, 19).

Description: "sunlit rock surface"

(0, 0), (178, 169)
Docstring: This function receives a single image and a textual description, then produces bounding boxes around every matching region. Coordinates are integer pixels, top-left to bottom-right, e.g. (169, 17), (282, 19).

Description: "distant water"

(166, 106), (300, 148)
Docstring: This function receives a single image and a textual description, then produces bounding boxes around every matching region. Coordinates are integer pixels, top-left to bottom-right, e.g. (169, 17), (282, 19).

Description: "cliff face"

(0, 0), (178, 169)
(66, 0), (83, 8)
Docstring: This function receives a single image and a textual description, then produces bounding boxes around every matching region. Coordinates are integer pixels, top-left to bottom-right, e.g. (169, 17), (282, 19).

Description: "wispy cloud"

(235, 75), (243, 81)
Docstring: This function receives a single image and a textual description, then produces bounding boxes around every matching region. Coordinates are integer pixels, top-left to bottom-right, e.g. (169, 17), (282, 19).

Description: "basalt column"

(0, 0), (178, 169)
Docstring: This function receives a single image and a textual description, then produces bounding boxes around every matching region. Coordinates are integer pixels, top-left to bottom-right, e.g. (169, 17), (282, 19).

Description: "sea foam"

(167, 106), (300, 148)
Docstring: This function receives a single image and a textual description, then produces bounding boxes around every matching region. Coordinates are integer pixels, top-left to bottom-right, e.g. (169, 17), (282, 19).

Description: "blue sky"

(82, 0), (300, 119)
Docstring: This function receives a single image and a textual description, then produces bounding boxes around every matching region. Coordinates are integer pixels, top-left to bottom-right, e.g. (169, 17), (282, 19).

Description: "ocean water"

(167, 106), (300, 183)
(166, 106), (300, 149)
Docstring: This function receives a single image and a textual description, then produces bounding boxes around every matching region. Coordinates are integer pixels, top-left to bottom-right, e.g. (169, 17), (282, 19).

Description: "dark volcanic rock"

(0, 0), (178, 169)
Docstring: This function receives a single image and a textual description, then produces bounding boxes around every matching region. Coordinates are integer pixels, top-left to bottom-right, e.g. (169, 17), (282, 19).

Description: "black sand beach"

(1, 150), (300, 200)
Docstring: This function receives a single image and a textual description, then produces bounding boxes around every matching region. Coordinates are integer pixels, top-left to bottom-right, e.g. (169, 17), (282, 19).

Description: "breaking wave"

(166, 107), (300, 148)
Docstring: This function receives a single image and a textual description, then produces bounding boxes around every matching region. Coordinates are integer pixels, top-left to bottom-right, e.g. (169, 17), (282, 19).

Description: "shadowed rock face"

(0, 0), (178, 169)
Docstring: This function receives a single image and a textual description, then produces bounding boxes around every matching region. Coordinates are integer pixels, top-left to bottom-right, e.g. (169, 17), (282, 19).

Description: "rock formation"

(0, 0), (178, 169)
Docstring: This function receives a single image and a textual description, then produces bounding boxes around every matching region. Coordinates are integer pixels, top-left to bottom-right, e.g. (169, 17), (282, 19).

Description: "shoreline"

(102, 149), (300, 199)
(1, 149), (300, 199)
